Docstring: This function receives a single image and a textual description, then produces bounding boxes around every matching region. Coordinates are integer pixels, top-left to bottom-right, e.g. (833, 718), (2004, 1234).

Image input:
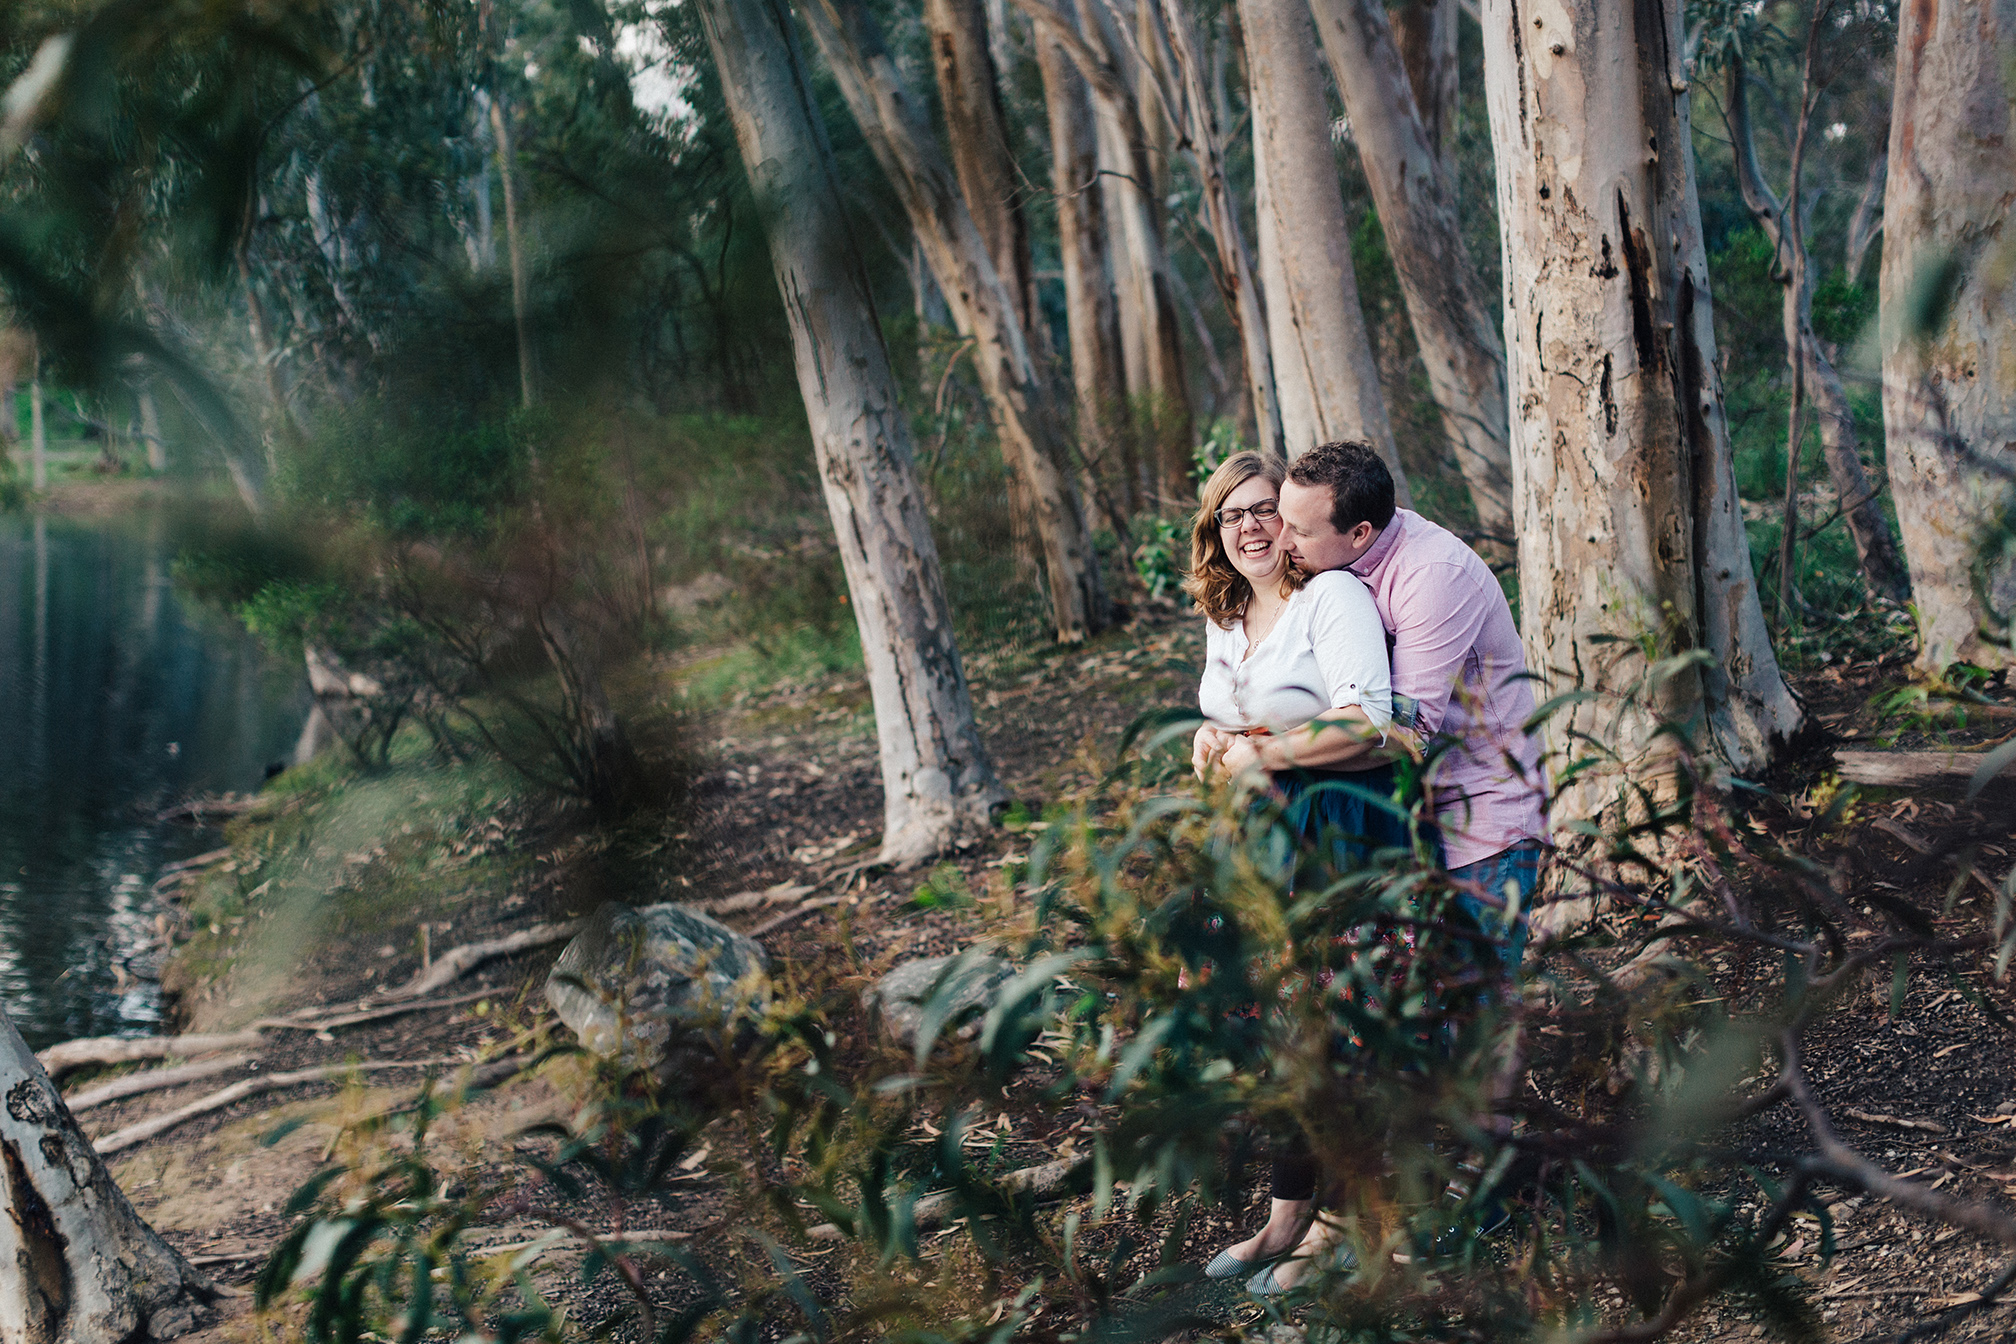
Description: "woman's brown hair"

(1182, 450), (1304, 628)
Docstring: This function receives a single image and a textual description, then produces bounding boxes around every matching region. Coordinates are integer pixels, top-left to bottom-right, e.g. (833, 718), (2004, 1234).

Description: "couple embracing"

(1183, 441), (1548, 1292)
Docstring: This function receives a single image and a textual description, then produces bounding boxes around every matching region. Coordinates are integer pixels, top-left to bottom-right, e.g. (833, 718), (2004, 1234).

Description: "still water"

(0, 508), (309, 1050)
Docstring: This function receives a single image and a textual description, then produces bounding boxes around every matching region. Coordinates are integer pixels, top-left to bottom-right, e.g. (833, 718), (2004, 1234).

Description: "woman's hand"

(1192, 724), (1234, 780)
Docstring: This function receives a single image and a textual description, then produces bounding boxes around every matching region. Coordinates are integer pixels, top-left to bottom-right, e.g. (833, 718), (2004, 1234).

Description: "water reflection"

(0, 508), (308, 1049)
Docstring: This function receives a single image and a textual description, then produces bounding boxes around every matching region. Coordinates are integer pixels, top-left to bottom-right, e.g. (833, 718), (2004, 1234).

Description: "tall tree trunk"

(1481, 0), (1801, 807)
(1725, 54), (1909, 603)
(802, 0), (1112, 643)
(927, 0), (1038, 337)
(925, 0), (1048, 581)
(0, 1008), (216, 1344)
(1021, 0), (1192, 502)
(1880, 0), (2016, 674)
(1309, 0), (1511, 543)
(1152, 0), (1283, 460)
(488, 93), (537, 411)
(1036, 9), (1134, 514)
(1242, 0), (1408, 495)
(697, 0), (1005, 863)
(1392, 0), (1459, 179)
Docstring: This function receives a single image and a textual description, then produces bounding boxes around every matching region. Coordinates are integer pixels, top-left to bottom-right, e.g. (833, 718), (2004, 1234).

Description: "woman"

(1184, 451), (1407, 1293)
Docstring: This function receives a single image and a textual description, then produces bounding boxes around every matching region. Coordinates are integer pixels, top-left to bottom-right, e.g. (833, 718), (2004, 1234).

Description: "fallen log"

(67, 1053), (256, 1113)
(92, 1058), (463, 1155)
(383, 921), (580, 1001)
(1835, 750), (1993, 788)
(806, 1156), (1088, 1242)
(38, 1030), (267, 1080)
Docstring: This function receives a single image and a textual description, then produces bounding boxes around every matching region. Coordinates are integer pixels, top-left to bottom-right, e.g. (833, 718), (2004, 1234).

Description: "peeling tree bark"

(1309, 0), (1509, 541)
(1481, 0), (1801, 806)
(1725, 53), (1909, 603)
(697, 0), (1005, 863)
(1880, 0), (2016, 673)
(0, 1007), (215, 1344)
(803, 0), (1112, 643)
(1243, 0), (1407, 491)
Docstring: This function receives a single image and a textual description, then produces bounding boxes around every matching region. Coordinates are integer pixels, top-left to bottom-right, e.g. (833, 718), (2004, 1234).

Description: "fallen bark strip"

(1843, 1106), (1950, 1136)
(67, 1053), (256, 1113)
(92, 1058), (463, 1155)
(384, 921), (580, 1001)
(806, 1156), (1088, 1241)
(39, 1030), (267, 1080)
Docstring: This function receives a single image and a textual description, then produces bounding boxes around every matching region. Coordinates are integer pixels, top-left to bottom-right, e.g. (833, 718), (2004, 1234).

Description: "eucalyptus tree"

(1880, 0), (2016, 673)
(1307, 0), (1510, 542)
(696, 0), (1006, 863)
(1033, 3), (1134, 513)
(1241, 0), (1406, 489)
(0, 1009), (216, 1342)
(798, 0), (1112, 643)
(1480, 0), (1802, 807)
(1018, 0), (1191, 501)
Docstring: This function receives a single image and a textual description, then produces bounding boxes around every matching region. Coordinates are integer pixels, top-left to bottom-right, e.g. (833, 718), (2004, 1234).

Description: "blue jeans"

(1448, 840), (1545, 977)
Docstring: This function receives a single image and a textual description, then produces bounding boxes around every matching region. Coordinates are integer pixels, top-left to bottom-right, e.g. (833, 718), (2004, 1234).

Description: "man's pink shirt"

(1345, 509), (1546, 869)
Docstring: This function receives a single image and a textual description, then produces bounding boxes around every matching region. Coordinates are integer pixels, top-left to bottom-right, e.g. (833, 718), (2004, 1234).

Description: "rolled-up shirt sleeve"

(1387, 561), (1493, 738)
(1304, 572), (1393, 732)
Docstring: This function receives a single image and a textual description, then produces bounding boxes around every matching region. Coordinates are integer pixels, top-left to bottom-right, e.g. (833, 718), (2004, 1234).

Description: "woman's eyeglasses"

(1215, 499), (1280, 528)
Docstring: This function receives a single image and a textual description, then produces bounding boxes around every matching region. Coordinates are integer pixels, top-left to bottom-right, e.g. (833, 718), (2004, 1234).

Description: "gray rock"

(865, 952), (1014, 1048)
(546, 903), (770, 1075)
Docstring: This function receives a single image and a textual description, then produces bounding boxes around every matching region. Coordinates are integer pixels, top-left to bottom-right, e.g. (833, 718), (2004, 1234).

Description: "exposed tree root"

(68, 1054), (256, 1113)
(39, 1031), (267, 1080)
(383, 921), (580, 1001)
(92, 1059), (462, 1155)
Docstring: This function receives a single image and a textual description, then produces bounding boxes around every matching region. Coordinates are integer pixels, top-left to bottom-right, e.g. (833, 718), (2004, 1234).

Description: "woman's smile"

(1220, 477), (1286, 584)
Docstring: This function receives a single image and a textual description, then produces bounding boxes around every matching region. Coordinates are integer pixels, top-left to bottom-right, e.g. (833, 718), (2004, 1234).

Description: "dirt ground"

(64, 606), (2016, 1342)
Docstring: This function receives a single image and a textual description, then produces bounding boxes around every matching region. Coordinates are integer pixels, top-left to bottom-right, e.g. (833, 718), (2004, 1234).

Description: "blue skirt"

(1270, 763), (1413, 884)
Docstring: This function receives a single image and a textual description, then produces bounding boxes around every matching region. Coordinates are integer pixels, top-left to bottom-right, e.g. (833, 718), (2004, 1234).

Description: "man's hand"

(1216, 733), (1268, 784)
(1192, 724), (1234, 780)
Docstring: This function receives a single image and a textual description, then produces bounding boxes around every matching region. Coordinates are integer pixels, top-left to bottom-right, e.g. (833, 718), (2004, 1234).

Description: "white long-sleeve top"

(1198, 569), (1393, 737)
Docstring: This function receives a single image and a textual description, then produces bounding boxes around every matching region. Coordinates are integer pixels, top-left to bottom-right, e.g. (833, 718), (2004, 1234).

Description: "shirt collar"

(1346, 509), (1407, 579)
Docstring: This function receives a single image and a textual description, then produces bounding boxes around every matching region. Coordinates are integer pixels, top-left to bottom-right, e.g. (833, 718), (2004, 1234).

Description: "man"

(1215, 439), (1547, 955)
(1202, 443), (1546, 1289)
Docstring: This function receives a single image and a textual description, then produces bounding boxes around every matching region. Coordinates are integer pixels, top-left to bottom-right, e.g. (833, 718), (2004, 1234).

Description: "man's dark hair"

(1286, 441), (1396, 534)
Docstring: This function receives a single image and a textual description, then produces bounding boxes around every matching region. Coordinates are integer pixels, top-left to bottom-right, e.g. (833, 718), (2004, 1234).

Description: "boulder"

(546, 903), (770, 1075)
(865, 951), (1014, 1049)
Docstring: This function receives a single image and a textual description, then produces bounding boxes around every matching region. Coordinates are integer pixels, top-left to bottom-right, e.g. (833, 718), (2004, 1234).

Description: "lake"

(0, 507), (309, 1050)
